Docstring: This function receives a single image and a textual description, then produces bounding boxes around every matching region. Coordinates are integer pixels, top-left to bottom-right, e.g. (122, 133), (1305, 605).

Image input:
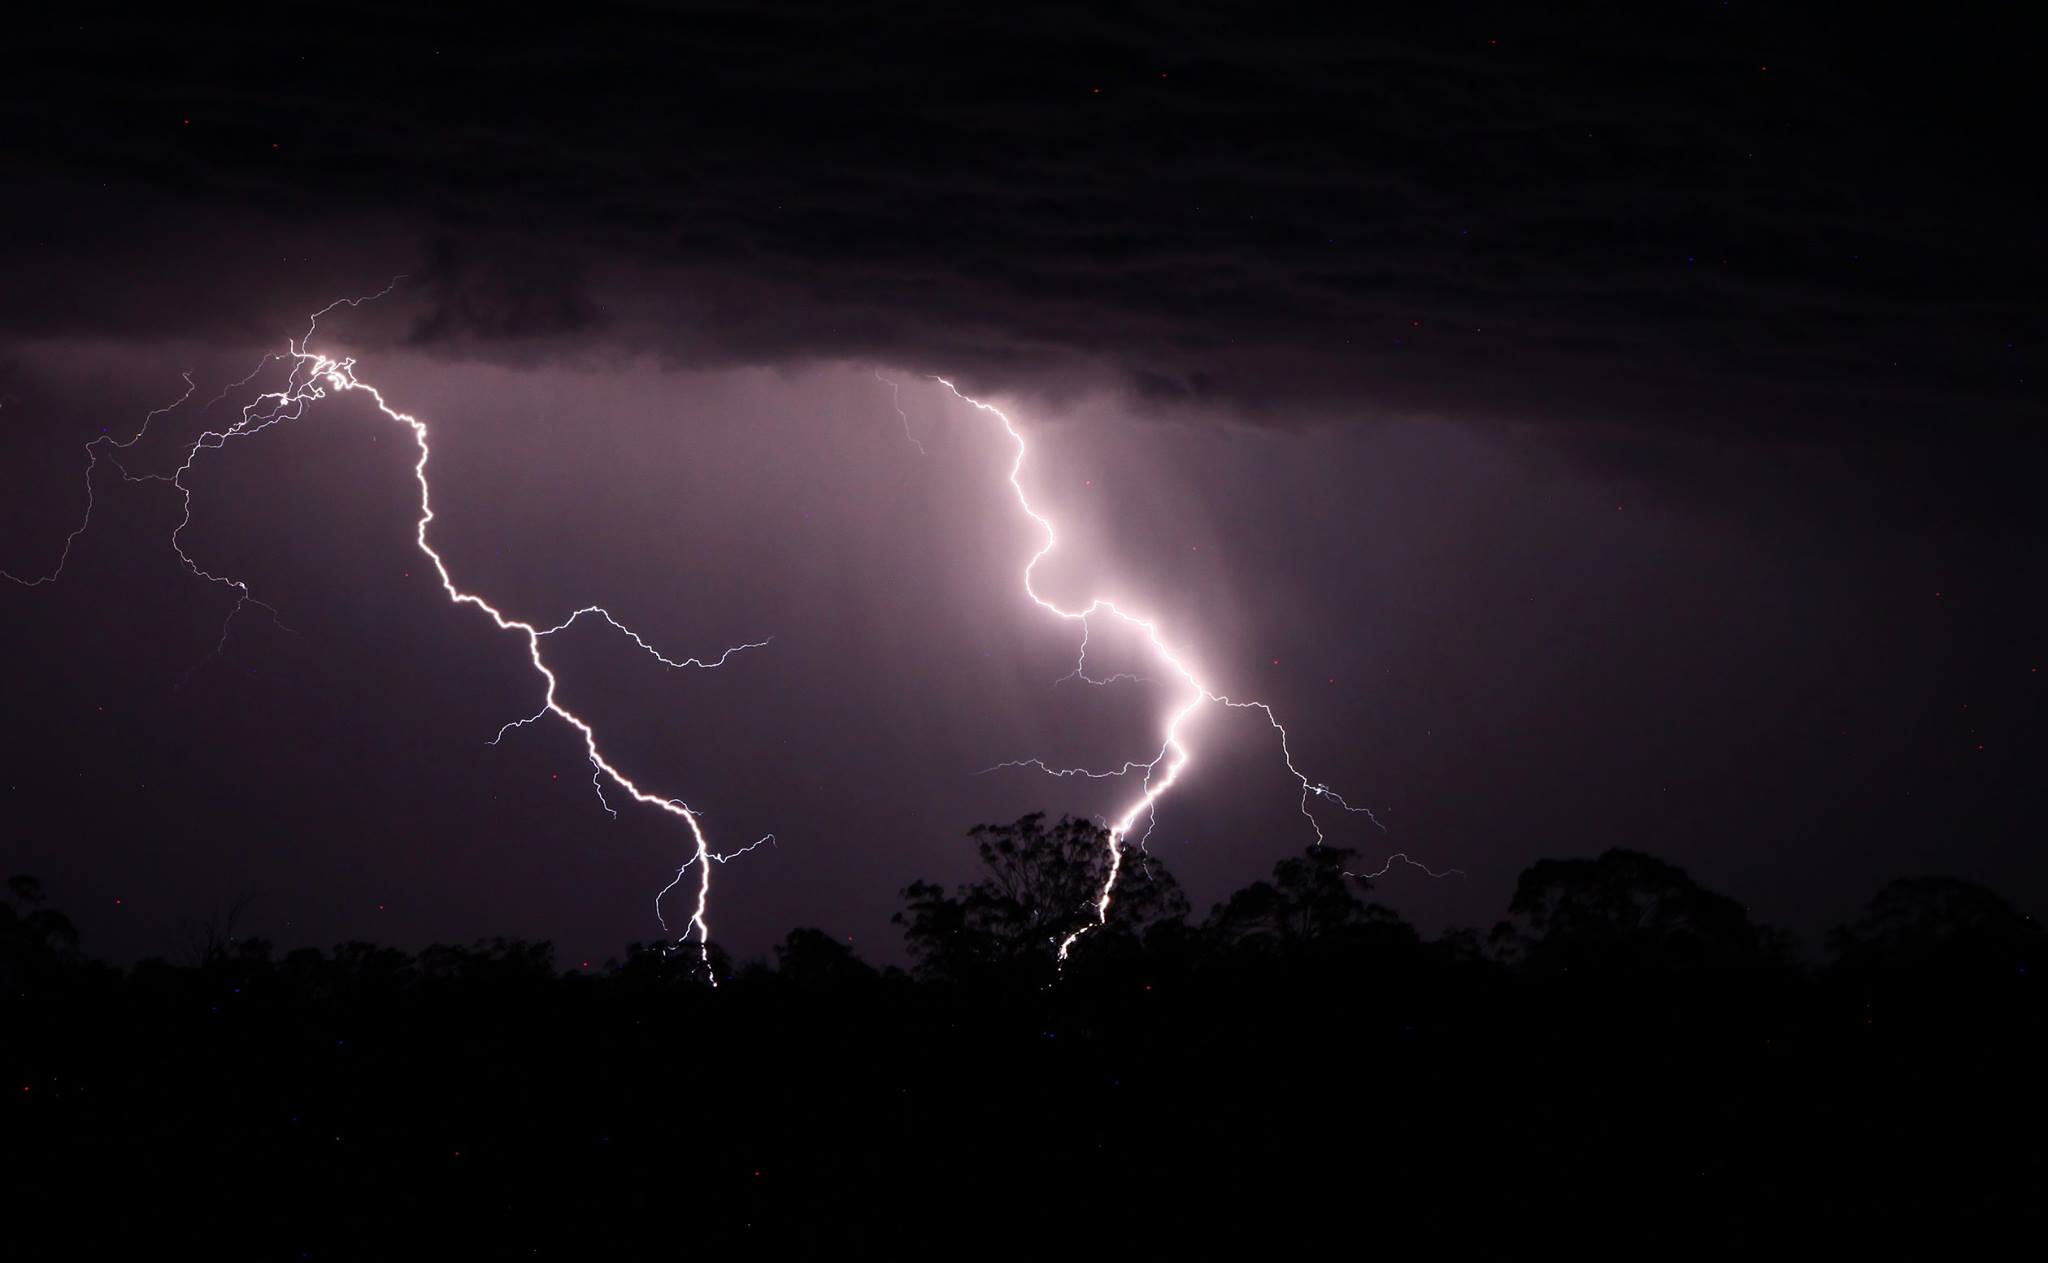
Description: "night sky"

(3, 3), (2041, 969)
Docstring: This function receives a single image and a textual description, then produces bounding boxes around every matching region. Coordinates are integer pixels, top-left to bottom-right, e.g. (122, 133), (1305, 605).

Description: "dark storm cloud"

(403, 237), (607, 346)
(2, 4), (2040, 487)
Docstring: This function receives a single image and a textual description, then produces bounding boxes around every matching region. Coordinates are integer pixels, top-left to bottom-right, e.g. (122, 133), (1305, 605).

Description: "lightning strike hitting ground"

(934, 377), (1456, 958)
(6, 288), (771, 980)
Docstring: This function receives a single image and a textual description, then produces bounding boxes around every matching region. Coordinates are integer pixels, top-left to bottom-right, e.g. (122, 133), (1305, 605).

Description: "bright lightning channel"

(933, 377), (1458, 959)
(5, 288), (773, 981)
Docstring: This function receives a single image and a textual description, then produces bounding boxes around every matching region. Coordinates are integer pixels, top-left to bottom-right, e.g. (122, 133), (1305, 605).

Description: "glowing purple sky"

(6, 300), (2032, 965)
(2, 6), (2039, 963)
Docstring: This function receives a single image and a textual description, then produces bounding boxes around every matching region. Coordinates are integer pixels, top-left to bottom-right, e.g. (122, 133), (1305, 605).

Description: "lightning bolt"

(932, 377), (1447, 959)
(6, 287), (771, 981)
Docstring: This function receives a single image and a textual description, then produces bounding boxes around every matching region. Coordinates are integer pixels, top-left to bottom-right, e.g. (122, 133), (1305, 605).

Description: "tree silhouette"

(1491, 848), (1765, 974)
(2, 873), (80, 986)
(896, 813), (1187, 984)
(1829, 875), (2044, 1035)
(1205, 845), (1415, 960)
(1830, 875), (2043, 965)
(772, 927), (881, 988)
(3, 838), (2043, 1251)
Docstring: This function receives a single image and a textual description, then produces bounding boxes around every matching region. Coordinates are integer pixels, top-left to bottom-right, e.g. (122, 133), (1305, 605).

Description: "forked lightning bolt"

(5, 288), (771, 980)
(934, 378), (1457, 959)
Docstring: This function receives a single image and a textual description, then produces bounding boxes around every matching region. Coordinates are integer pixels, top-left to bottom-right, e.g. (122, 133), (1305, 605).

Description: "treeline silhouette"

(5, 815), (2042, 1254)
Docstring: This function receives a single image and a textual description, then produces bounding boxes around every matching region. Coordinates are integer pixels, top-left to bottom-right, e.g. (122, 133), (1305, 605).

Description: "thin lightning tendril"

(934, 377), (1449, 959)
(1, 377), (198, 588)
(1054, 621), (1151, 688)
(5, 286), (772, 981)
(1347, 853), (1467, 881)
(873, 369), (925, 455)
(3, 355), (299, 676)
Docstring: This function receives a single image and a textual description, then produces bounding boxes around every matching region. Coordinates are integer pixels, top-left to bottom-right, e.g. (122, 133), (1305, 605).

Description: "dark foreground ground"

(6, 819), (2043, 1255)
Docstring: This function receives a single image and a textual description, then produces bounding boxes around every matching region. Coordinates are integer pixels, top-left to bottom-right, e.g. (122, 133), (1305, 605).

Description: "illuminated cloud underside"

(7, 290), (1458, 974)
